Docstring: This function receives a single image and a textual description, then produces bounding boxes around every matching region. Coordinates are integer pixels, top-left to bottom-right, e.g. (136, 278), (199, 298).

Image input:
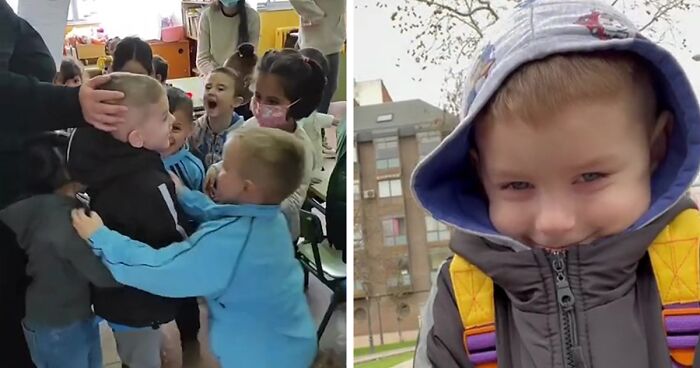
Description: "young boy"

(0, 132), (118, 368)
(153, 55), (169, 84)
(67, 72), (187, 368)
(411, 2), (700, 367)
(189, 67), (244, 168)
(72, 127), (317, 368)
(163, 86), (205, 191)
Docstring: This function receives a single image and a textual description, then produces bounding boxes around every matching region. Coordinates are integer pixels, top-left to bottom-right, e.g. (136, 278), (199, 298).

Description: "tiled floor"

(100, 276), (346, 367)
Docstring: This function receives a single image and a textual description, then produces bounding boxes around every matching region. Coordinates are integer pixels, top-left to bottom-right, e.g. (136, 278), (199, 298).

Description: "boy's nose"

(533, 198), (576, 242)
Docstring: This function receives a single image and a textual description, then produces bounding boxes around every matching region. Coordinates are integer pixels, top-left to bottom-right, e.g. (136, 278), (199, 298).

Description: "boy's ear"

(232, 96), (244, 108)
(650, 110), (673, 173)
(127, 130), (144, 149)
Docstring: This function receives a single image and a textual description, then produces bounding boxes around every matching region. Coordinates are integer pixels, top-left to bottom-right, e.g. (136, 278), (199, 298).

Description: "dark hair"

(24, 132), (71, 194)
(224, 43), (257, 72)
(210, 66), (239, 84)
(112, 37), (153, 75)
(212, 0), (250, 45)
(152, 55), (169, 83)
(166, 86), (194, 120)
(299, 48), (328, 76)
(257, 49), (326, 121)
(55, 57), (84, 83)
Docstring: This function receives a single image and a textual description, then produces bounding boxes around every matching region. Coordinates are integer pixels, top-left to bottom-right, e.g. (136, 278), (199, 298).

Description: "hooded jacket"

(411, 1), (700, 367)
(67, 127), (188, 327)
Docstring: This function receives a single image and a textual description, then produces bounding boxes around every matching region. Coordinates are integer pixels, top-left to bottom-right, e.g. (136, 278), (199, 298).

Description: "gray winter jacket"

(410, 0), (700, 367)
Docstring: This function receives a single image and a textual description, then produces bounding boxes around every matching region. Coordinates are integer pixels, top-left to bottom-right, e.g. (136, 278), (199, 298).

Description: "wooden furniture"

(150, 40), (191, 79)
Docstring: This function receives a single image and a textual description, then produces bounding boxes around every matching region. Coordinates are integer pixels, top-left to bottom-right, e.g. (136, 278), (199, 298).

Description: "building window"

(386, 276), (399, 288)
(374, 136), (400, 170)
(354, 224), (364, 249)
(400, 269), (412, 286)
(377, 113), (393, 123)
(426, 216), (450, 242)
(417, 130), (442, 159)
(378, 179), (402, 198)
(383, 217), (407, 246)
(354, 180), (360, 200)
(429, 247), (452, 284)
(376, 157), (400, 170)
(387, 270), (411, 289)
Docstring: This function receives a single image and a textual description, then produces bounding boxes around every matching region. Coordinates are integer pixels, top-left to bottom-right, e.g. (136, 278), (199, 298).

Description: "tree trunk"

(377, 298), (385, 345)
(366, 296), (375, 354)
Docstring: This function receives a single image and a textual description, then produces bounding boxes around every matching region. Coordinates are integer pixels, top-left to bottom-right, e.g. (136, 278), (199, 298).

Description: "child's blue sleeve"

(177, 188), (216, 223)
(88, 218), (251, 298)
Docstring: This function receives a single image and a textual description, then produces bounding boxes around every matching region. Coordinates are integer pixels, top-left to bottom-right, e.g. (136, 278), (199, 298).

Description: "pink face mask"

(251, 98), (299, 130)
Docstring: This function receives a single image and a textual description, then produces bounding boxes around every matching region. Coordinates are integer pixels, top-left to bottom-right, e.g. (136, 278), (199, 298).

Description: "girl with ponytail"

(240, 48), (326, 240)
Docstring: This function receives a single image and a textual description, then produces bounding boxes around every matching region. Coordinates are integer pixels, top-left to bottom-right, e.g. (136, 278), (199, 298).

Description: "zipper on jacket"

(548, 250), (585, 368)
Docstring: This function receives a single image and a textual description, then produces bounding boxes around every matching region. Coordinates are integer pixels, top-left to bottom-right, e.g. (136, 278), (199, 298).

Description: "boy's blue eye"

(580, 173), (605, 183)
(501, 182), (532, 190)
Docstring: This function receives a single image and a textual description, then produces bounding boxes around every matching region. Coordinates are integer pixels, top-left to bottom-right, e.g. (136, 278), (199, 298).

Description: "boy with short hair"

(163, 86), (205, 191)
(152, 55), (168, 84)
(72, 127), (317, 368)
(189, 67), (244, 168)
(411, 1), (700, 367)
(67, 72), (187, 368)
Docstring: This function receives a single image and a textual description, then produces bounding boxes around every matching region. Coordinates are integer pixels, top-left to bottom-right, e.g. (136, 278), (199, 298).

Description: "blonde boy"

(67, 72), (186, 368)
(412, 1), (700, 367)
(72, 127), (317, 368)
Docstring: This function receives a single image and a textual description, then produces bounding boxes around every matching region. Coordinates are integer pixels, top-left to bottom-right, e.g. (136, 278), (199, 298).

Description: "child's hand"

(71, 209), (105, 240)
(204, 162), (221, 199)
(168, 172), (185, 194)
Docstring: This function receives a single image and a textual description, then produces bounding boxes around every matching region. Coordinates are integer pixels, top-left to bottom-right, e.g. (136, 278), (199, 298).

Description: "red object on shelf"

(185, 92), (193, 99)
(161, 26), (185, 42)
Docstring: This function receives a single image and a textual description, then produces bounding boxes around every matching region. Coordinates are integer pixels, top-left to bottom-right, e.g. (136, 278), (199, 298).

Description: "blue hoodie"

(163, 147), (205, 192)
(87, 188), (317, 367)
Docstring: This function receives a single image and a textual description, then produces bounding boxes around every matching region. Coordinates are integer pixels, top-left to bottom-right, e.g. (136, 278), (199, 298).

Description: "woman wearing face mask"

(205, 49), (325, 240)
(195, 0), (261, 76)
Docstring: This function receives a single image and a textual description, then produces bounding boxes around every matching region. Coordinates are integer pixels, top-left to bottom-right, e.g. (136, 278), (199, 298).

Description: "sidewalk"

(392, 360), (413, 368)
(354, 346), (415, 364)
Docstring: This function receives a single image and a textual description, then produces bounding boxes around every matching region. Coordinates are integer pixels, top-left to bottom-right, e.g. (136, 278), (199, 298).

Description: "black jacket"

(0, 0), (85, 209)
(68, 127), (188, 327)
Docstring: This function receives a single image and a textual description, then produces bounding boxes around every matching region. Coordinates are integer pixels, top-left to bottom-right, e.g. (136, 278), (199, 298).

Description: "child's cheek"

(489, 200), (529, 239)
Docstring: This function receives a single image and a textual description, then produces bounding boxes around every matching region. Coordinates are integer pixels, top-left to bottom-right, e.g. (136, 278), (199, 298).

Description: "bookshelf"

(182, 0), (209, 40)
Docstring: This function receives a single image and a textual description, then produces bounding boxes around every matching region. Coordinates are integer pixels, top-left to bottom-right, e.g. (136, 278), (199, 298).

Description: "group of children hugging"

(6, 35), (343, 368)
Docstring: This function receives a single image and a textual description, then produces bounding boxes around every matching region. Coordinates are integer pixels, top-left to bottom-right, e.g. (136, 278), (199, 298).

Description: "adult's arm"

(196, 10), (217, 75)
(0, 72), (127, 133)
(0, 70), (84, 132)
(289, 0), (325, 24)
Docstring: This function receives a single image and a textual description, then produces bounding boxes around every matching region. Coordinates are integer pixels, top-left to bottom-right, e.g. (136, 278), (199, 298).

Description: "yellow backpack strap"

(648, 208), (700, 367)
(449, 255), (498, 368)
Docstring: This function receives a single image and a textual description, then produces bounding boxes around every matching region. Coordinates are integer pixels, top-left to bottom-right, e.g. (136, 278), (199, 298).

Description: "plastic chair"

(296, 209), (346, 340)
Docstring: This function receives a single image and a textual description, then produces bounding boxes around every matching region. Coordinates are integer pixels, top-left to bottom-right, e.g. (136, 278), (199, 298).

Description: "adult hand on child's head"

(71, 209), (105, 240)
(169, 172), (185, 194)
(204, 162), (221, 199)
(79, 75), (128, 132)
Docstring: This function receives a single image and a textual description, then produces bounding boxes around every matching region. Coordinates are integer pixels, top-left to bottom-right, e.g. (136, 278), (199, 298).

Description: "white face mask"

(220, 0), (242, 7)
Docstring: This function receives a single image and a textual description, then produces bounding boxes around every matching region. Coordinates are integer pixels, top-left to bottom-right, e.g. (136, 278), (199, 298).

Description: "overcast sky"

(355, 0), (700, 108)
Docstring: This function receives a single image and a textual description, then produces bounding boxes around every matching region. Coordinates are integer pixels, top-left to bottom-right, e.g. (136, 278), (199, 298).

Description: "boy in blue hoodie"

(72, 127), (317, 368)
(411, 1), (700, 367)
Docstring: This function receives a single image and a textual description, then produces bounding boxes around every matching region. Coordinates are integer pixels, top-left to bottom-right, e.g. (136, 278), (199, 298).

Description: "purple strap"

(667, 335), (699, 349)
(467, 332), (497, 352)
(470, 350), (497, 365)
(666, 315), (700, 334)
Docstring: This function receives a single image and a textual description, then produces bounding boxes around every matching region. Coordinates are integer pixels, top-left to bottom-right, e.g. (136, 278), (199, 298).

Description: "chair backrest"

(326, 120), (347, 253)
(299, 209), (324, 245)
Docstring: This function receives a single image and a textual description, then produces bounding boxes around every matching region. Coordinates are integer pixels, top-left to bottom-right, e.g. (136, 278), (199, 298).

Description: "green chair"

(297, 209), (346, 340)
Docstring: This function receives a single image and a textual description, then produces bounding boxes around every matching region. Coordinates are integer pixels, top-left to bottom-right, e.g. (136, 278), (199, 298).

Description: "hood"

(67, 127), (164, 188)
(411, 0), (700, 251)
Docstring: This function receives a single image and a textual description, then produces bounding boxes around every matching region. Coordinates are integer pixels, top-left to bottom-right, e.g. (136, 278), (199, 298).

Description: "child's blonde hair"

(227, 127), (305, 203)
(98, 72), (165, 108)
(481, 51), (658, 126)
